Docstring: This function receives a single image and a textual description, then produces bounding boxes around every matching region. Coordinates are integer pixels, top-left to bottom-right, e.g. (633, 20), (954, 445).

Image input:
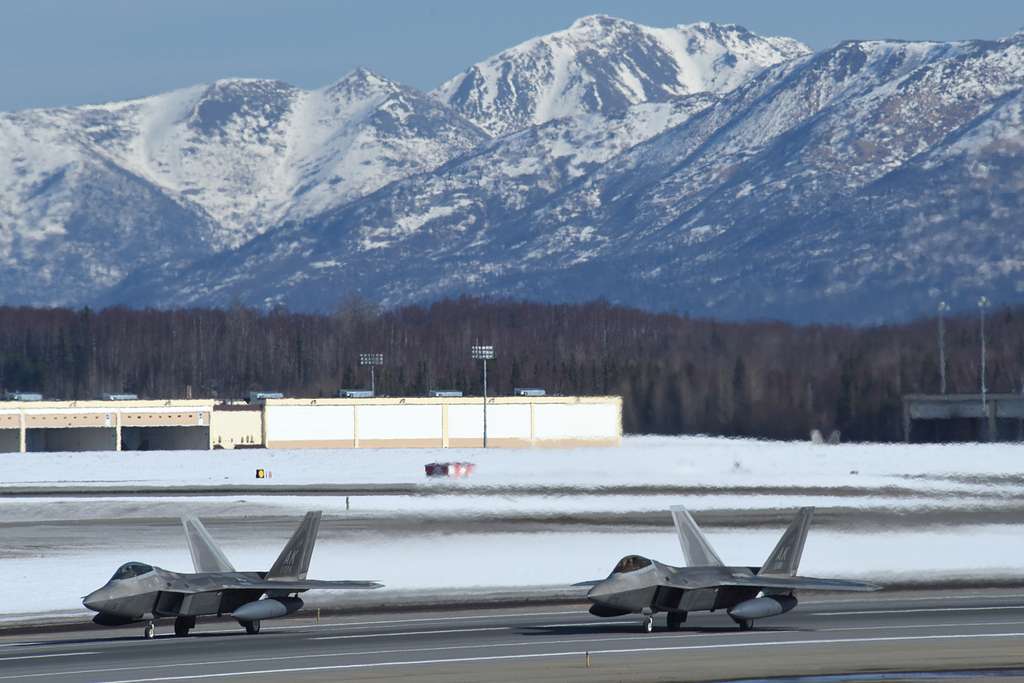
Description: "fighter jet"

(580, 506), (880, 632)
(83, 511), (381, 639)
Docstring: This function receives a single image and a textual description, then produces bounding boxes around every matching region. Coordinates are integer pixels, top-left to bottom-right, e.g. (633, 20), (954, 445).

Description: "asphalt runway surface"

(3, 590), (1024, 682)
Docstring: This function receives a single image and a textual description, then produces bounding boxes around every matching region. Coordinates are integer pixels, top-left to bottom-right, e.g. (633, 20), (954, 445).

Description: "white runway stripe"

(813, 605), (1024, 616)
(312, 626), (509, 640)
(0, 651), (97, 661)
(94, 631), (1024, 682)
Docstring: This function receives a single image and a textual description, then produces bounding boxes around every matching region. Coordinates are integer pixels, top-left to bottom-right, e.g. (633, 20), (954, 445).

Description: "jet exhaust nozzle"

(233, 597), (304, 621)
(728, 595), (797, 621)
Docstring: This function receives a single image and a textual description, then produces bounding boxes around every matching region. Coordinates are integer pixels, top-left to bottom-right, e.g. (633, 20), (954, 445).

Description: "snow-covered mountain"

(0, 69), (486, 304)
(101, 94), (718, 309)
(108, 32), (1024, 323)
(434, 15), (809, 136)
(4, 17), (1022, 322)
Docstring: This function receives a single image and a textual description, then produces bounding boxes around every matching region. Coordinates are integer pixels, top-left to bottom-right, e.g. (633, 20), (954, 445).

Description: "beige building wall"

(210, 408), (264, 449)
(263, 396), (622, 450)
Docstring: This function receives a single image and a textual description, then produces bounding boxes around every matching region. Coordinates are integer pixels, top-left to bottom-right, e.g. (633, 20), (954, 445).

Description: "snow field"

(2, 436), (1022, 493)
(4, 525), (1024, 617)
(3, 435), (1022, 619)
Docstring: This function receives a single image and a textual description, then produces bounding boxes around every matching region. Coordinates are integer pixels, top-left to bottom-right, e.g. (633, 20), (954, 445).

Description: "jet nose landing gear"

(143, 621), (155, 639)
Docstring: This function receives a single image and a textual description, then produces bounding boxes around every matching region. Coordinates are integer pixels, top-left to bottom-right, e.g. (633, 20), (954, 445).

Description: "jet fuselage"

(84, 564), (267, 622)
(586, 558), (762, 616)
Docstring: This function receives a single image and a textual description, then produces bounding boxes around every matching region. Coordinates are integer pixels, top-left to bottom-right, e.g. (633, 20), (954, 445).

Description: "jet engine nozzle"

(233, 597), (304, 621)
(728, 595), (797, 621)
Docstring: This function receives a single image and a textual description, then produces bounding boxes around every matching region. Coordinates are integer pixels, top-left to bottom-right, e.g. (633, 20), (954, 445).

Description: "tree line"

(0, 298), (1021, 441)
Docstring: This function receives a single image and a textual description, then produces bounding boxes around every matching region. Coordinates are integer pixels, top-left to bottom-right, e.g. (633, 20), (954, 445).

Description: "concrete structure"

(262, 396), (622, 449)
(0, 395), (622, 452)
(0, 400), (214, 453)
(902, 393), (1024, 442)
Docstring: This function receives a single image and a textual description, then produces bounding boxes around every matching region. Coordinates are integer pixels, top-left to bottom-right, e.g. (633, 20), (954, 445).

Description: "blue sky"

(1, 0), (1021, 111)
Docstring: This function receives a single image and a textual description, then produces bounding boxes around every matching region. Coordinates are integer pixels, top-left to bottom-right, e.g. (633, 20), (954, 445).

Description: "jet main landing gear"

(143, 621), (155, 639)
(174, 616), (196, 637)
(737, 619), (754, 631)
(666, 611), (687, 631)
(242, 619), (261, 634)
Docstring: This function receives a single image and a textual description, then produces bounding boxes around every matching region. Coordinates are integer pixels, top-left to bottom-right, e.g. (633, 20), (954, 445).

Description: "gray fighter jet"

(581, 506), (880, 632)
(83, 511), (381, 639)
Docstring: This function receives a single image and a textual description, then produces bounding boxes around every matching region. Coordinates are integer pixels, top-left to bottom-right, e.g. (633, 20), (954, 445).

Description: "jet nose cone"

(587, 581), (612, 602)
(83, 589), (107, 612)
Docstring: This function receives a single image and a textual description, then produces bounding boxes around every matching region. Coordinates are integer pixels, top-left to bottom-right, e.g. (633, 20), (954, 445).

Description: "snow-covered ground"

(3, 436), (1022, 491)
(2, 436), (1022, 620)
(4, 525), (1024, 618)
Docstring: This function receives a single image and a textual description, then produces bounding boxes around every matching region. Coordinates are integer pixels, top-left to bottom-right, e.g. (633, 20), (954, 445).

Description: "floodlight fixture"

(471, 345), (495, 360)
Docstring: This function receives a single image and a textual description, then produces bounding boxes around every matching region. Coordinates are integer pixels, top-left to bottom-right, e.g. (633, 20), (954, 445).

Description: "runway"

(3, 590), (1024, 682)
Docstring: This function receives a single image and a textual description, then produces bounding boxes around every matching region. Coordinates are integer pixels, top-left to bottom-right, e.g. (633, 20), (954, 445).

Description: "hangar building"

(0, 395), (621, 452)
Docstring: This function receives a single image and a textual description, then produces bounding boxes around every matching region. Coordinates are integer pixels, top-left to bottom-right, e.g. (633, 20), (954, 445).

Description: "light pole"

(359, 353), (383, 396)
(937, 301), (949, 394)
(471, 344), (495, 448)
(978, 297), (990, 411)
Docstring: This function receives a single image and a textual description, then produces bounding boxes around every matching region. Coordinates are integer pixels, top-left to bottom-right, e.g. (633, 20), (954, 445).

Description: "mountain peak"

(567, 14), (629, 31)
(326, 67), (398, 90)
(433, 17), (810, 136)
(319, 67), (404, 106)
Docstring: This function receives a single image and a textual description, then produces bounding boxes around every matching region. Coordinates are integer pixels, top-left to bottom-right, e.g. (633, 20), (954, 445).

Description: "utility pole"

(978, 296), (990, 411)
(938, 301), (949, 394)
(471, 345), (495, 448)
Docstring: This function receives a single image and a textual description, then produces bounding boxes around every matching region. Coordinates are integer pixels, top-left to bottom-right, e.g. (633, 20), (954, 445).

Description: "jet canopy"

(612, 555), (652, 574)
(111, 562), (154, 581)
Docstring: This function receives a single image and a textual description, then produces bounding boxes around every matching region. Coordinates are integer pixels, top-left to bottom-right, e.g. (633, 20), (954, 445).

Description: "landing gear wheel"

(174, 616), (195, 637)
(737, 619), (753, 631)
(641, 616), (654, 633)
(666, 612), (686, 631)
(143, 621), (156, 639)
(243, 619), (261, 635)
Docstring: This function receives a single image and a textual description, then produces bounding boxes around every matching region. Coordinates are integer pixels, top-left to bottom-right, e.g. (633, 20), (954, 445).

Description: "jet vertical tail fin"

(182, 516), (236, 573)
(760, 507), (814, 576)
(669, 506), (724, 567)
(267, 511), (322, 580)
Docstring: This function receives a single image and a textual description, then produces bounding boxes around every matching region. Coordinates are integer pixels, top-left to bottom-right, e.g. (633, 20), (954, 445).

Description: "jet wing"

(728, 575), (881, 592)
(166, 576), (383, 594)
(667, 574), (879, 592)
